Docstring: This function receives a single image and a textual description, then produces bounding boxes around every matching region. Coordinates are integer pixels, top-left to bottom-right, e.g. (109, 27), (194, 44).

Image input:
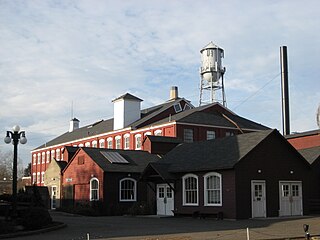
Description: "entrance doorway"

(156, 184), (174, 216)
(251, 180), (266, 218)
(279, 181), (303, 216)
(51, 186), (57, 209)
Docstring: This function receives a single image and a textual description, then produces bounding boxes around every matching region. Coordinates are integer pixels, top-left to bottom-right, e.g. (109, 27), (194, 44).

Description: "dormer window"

(174, 103), (182, 113)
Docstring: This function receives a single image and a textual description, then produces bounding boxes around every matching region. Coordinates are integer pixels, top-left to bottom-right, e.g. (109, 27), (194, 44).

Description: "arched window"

(107, 137), (113, 149)
(154, 129), (162, 136)
(92, 140), (97, 148)
(90, 178), (99, 201)
(204, 172), (222, 206)
(115, 136), (121, 149)
(119, 178), (137, 201)
(99, 139), (105, 148)
(182, 174), (198, 206)
(135, 134), (142, 150)
(124, 134), (130, 149)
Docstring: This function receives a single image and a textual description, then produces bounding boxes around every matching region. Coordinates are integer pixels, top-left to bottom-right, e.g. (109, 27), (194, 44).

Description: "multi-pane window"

(90, 178), (99, 201)
(154, 130), (162, 136)
(92, 141), (97, 148)
(41, 152), (45, 163)
(41, 172), (45, 183)
(85, 142), (90, 147)
(51, 150), (55, 160)
(107, 138), (113, 149)
(33, 154), (36, 165)
(183, 174), (198, 205)
(37, 153), (41, 164)
(204, 173), (222, 206)
(120, 178), (136, 201)
(56, 149), (60, 160)
(183, 129), (193, 143)
(32, 173), (36, 184)
(135, 134), (141, 149)
(61, 148), (64, 160)
(46, 151), (50, 163)
(99, 139), (105, 148)
(207, 130), (216, 140)
(37, 172), (40, 183)
(115, 136), (121, 149)
(226, 131), (234, 137)
(292, 184), (300, 197)
(124, 134), (130, 149)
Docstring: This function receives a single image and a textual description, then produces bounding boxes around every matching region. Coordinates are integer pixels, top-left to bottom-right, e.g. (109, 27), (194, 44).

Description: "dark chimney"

(280, 46), (290, 135)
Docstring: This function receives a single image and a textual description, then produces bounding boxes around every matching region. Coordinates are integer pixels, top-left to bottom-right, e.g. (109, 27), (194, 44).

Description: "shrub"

(20, 207), (52, 230)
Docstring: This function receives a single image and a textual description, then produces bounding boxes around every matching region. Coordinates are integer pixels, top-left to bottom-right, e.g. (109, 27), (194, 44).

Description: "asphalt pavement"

(6, 211), (320, 240)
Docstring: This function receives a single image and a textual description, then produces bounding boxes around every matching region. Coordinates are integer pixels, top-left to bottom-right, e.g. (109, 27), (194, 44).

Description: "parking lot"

(6, 211), (320, 240)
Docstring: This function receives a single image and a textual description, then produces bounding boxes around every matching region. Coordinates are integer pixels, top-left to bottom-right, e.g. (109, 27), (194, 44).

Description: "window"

(41, 152), (45, 163)
(56, 149), (60, 160)
(115, 136), (121, 149)
(99, 139), (105, 148)
(135, 134), (141, 149)
(85, 142), (90, 147)
(183, 129), (193, 143)
(120, 178), (136, 201)
(32, 173), (36, 184)
(78, 156), (84, 165)
(144, 132), (151, 136)
(46, 151), (50, 163)
(33, 154), (36, 165)
(207, 130), (216, 140)
(51, 150), (55, 160)
(92, 141), (97, 148)
(90, 178), (99, 201)
(61, 148), (64, 160)
(183, 104), (192, 111)
(182, 174), (198, 205)
(154, 130), (162, 136)
(204, 172), (222, 206)
(107, 137), (113, 149)
(37, 172), (40, 183)
(173, 103), (182, 113)
(37, 153), (41, 164)
(41, 172), (45, 183)
(79, 143), (84, 147)
(124, 134), (130, 149)
(226, 131), (234, 137)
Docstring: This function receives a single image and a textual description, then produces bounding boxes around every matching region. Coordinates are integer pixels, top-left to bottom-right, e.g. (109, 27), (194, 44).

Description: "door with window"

(279, 182), (303, 216)
(251, 181), (266, 218)
(51, 186), (57, 210)
(157, 184), (174, 216)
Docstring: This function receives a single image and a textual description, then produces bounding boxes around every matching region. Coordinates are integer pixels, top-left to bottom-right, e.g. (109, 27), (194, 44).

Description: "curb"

(0, 221), (67, 239)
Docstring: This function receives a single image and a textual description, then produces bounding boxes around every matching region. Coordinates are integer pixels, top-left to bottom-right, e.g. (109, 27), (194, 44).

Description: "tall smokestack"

(280, 46), (290, 135)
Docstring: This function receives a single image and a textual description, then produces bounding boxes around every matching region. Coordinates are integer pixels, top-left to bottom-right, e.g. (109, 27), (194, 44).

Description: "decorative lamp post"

(4, 125), (27, 219)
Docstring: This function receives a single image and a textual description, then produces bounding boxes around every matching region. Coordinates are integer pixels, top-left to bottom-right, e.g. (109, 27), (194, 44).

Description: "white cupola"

(69, 118), (80, 132)
(112, 93), (143, 130)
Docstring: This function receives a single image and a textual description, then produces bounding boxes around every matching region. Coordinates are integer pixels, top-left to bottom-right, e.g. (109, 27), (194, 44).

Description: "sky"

(0, 0), (319, 167)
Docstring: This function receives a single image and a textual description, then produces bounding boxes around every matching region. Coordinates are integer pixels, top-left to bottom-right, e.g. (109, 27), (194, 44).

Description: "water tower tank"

(200, 42), (225, 82)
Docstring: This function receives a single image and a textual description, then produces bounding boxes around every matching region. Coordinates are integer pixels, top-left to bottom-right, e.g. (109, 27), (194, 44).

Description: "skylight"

(100, 151), (129, 164)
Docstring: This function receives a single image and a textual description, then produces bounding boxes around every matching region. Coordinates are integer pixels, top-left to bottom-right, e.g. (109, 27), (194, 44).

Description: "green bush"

(21, 207), (52, 230)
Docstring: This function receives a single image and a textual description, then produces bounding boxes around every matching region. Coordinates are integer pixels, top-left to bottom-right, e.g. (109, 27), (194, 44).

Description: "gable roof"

(298, 146), (320, 164)
(72, 148), (161, 173)
(112, 93), (143, 102)
(157, 129), (276, 173)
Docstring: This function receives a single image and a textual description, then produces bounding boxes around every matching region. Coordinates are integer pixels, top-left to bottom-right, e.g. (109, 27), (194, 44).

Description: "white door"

(251, 181), (266, 218)
(279, 182), (303, 216)
(51, 186), (57, 210)
(157, 184), (174, 216)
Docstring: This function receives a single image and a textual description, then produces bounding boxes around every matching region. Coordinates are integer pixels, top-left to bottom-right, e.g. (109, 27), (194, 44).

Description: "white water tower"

(199, 42), (226, 106)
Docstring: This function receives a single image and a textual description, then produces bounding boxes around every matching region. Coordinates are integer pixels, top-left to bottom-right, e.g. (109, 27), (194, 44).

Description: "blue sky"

(1, 0), (319, 166)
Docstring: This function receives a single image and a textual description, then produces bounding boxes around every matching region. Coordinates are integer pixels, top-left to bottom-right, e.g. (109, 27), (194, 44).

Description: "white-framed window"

(41, 172), (45, 183)
(90, 178), (99, 201)
(79, 143), (84, 147)
(124, 134), (130, 149)
(182, 174), (198, 206)
(144, 131), (151, 136)
(207, 130), (216, 140)
(51, 150), (55, 160)
(92, 140), (97, 148)
(107, 137), (113, 149)
(37, 172), (40, 183)
(41, 152), (45, 163)
(135, 134), (142, 150)
(85, 142), (91, 147)
(154, 129), (162, 136)
(204, 172), (222, 206)
(61, 148), (64, 160)
(183, 103), (192, 111)
(99, 139), (105, 148)
(115, 136), (121, 149)
(174, 103), (182, 113)
(46, 151), (50, 163)
(33, 154), (36, 165)
(56, 149), (60, 160)
(37, 153), (41, 164)
(119, 178), (137, 202)
(184, 129), (193, 143)
(32, 173), (36, 184)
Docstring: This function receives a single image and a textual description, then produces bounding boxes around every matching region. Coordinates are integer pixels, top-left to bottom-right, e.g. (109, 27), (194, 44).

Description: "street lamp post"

(4, 125), (27, 219)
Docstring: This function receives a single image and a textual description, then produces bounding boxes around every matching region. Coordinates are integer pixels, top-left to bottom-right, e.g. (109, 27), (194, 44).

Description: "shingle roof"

(158, 129), (275, 173)
(144, 135), (182, 144)
(81, 148), (160, 173)
(298, 146), (320, 164)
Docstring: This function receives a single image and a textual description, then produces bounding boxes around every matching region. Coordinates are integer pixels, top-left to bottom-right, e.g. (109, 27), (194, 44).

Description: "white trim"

(119, 178), (137, 202)
(90, 178), (99, 201)
(182, 174), (199, 206)
(135, 134), (142, 150)
(204, 172), (222, 206)
(251, 180), (266, 218)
